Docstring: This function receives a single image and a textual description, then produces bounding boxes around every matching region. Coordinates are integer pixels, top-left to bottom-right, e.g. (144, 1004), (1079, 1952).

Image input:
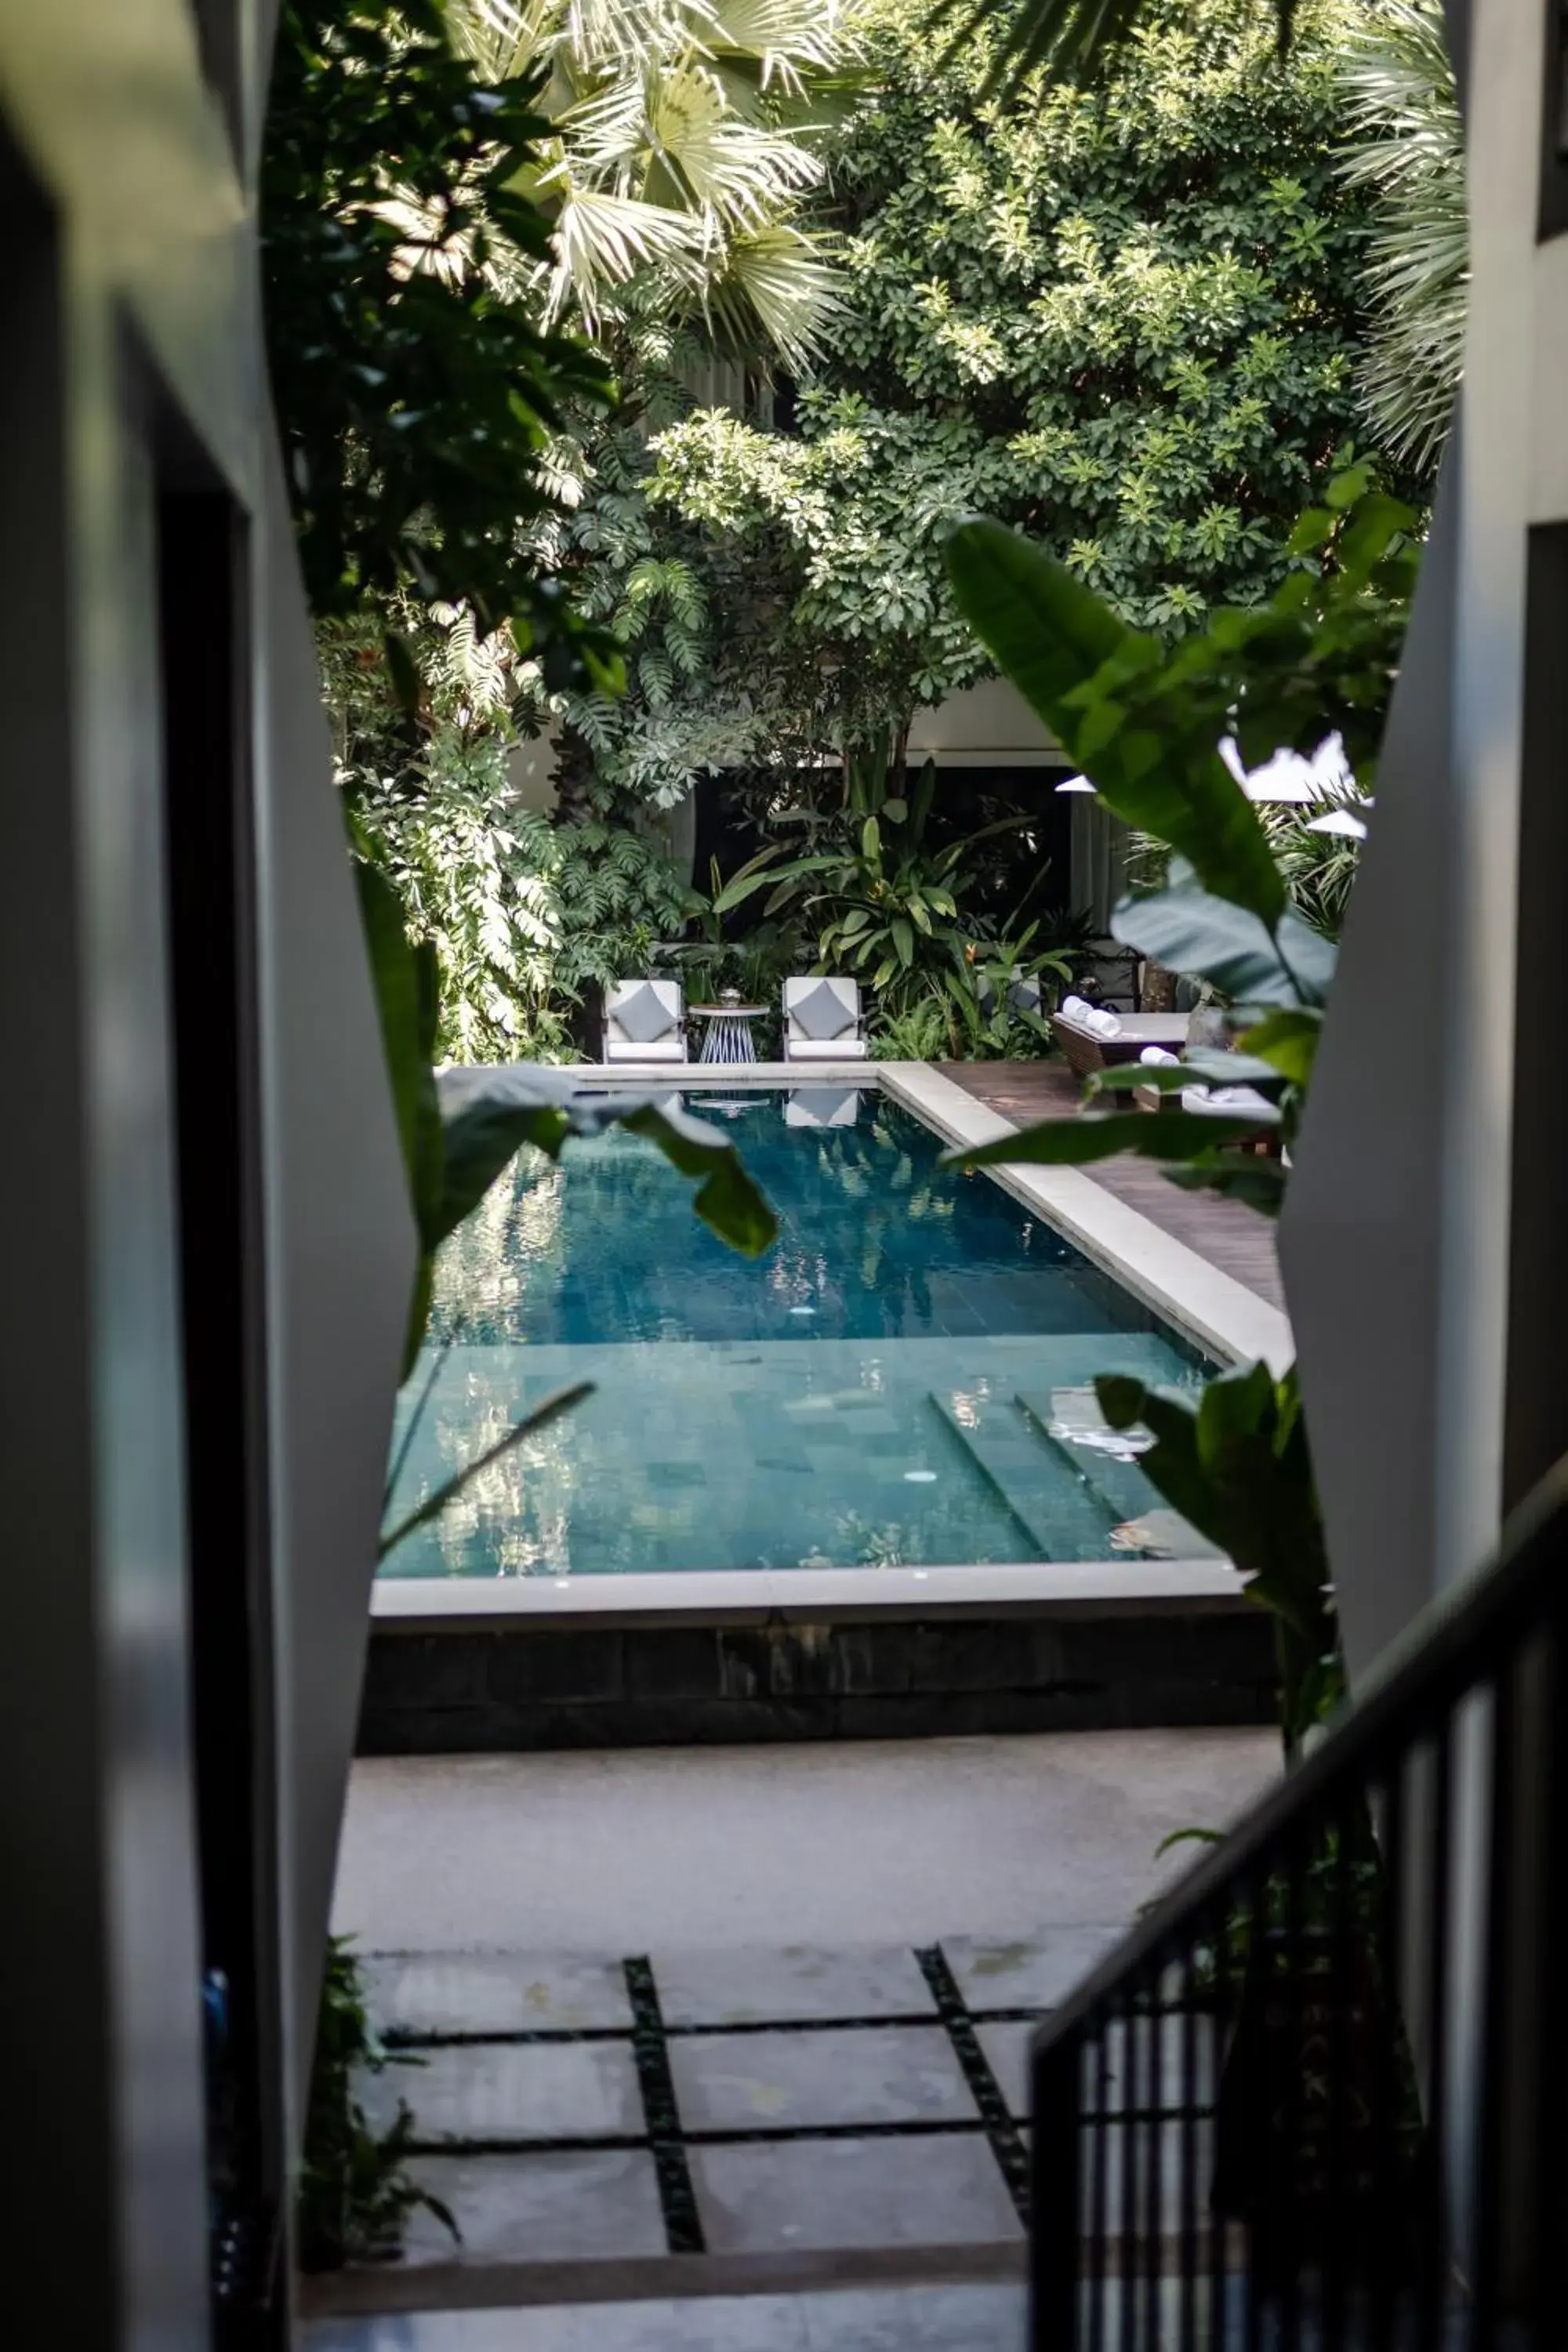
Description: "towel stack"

(1139, 1046), (1180, 1067)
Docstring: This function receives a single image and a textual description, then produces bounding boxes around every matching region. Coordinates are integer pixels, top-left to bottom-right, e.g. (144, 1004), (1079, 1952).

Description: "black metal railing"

(1030, 1461), (1568, 2350)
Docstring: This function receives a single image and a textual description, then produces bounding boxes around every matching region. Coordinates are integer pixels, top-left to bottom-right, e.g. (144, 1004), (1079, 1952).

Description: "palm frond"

(1336, 0), (1465, 473)
(924, 0), (1294, 96)
(546, 186), (706, 319)
(702, 223), (844, 372)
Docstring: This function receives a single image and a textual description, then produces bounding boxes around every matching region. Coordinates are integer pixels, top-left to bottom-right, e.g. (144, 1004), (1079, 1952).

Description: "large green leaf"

(944, 521), (1284, 925)
(356, 862), (445, 1249)
(1111, 880), (1338, 1009)
(944, 1104), (1278, 1174)
(1240, 1006), (1323, 1083)
(437, 1067), (779, 1258)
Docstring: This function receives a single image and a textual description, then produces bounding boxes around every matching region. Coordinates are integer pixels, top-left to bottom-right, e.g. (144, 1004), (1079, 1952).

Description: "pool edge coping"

(371, 1557), (1252, 1629)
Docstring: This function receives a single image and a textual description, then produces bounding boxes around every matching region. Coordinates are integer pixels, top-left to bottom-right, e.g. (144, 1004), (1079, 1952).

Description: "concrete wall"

(0, 4), (413, 2339)
(1280, 0), (1568, 1675)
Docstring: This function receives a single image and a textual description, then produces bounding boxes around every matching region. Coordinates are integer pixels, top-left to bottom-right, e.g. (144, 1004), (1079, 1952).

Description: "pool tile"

(652, 1944), (937, 2027)
(688, 2132), (1022, 2252)
(668, 2025), (977, 2132)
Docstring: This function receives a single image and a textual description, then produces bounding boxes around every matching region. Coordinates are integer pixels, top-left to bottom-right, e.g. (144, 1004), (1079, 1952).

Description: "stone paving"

(350, 1932), (1126, 2273)
(303, 2281), (1027, 2351)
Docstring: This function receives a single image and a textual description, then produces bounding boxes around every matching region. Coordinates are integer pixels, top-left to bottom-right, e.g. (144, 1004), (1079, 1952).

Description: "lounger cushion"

(788, 976), (860, 1040)
(786, 1036), (869, 1060)
(609, 979), (680, 1045)
(604, 1036), (685, 1062)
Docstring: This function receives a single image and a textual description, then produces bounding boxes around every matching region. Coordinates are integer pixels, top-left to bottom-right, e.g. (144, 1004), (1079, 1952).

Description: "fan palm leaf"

(924, 0), (1296, 93)
(444, 0), (848, 358)
(1336, 0), (1465, 473)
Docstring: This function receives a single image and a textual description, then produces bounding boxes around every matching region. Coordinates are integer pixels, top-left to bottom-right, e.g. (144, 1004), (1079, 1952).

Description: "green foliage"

(927, 0), (1298, 96)
(712, 742), (1039, 1017)
(1336, 0), (1465, 476)
(651, 0), (1382, 757)
(446, 0), (851, 368)
(937, 456), (1384, 1754)
(297, 1938), (459, 2270)
(356, 862), (778, 1377)
(1097, 1363), (1341, 1752)
(261, 0), (617, 688)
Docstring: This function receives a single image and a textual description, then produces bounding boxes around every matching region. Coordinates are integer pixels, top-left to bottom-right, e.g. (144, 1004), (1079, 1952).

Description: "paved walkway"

(940, 1062), (1286, 1315)
(313, 1733), (1277, 2339)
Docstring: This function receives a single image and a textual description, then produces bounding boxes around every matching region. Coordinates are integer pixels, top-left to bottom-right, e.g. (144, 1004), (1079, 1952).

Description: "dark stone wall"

(358, 1607), (1277, 1753)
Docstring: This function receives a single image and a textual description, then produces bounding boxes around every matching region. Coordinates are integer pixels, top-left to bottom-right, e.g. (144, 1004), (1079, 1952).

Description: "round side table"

(690, 1004), (767, 1064)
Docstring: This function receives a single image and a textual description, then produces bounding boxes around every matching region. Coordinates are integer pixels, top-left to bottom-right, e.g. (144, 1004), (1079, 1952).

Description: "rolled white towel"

(1087, 1007), (1122, 1039)
(1061, 994), (1091, 1022)
(1139, 1046), (1180, 1066)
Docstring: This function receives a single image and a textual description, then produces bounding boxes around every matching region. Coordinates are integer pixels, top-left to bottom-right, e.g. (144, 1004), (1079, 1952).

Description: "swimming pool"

(379, 1084), (1210, 1578)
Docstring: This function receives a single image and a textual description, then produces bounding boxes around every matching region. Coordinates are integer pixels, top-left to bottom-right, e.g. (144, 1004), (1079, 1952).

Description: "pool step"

(1015, 1390), (1223, 1561)
(927, 1392), (1121, 1560)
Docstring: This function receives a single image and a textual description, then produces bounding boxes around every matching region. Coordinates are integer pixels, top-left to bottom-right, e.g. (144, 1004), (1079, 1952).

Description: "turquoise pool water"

(379, 1087), (1209, 1577)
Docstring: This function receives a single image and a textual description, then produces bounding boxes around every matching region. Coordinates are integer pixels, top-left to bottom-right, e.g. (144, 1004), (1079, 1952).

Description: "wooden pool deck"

(939, 1061), (1287, 1316)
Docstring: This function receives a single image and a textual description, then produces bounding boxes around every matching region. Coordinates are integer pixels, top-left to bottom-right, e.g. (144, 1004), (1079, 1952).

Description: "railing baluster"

(1368, 1763), (1406, 2351)
(1033, 2032), (1082, 2352)
(1019, 1475), (1568, 2352)
(1415, 1718), (1453, 2352)
(1143, 1960), (1163, 2352)
(1091, 2021), (1111, 2352)
(1321, 1793), (1353, 2351)
(1120, 1987), (1136, 2352)
(1178, 1929), (1199, 2352)
(1529, 1602), (1568, 2350)
(1471, 1663), (1518, 2350)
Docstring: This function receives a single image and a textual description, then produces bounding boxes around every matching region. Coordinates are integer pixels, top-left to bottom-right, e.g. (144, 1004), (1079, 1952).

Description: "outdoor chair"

(1132, 1046), (1278, 1154)
(781, 976), (869, 1061)
(1051, 995), (1189, 1080)
(601, 977), (688, 1063)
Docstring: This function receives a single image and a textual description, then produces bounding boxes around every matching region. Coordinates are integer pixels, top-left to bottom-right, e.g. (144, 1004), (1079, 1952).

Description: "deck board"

(938, 1061), (1287, 1315)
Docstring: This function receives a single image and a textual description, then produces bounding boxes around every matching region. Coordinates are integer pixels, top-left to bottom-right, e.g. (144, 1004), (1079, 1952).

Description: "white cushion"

(785, 1035), (869, 1060)
(786, 975), (861, 1041)
(608, 978), (681, 1045)
(784, 1087), (862, 1127)
(604, 1036), (685, 1062)
(1181, 1083), (1271, 1118)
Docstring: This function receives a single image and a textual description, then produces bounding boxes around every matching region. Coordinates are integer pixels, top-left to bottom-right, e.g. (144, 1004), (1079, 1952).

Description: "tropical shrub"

(1336, 0), (1465, 476)
(261, 0), (615, 690)
(296, 1938), (456, 2270)
(935, 463), (1419, 1748)
(650, 0), (1387, 764)
(712, 742), (1049, 1021)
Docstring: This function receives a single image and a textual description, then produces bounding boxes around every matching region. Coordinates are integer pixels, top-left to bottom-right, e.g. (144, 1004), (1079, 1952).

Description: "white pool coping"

(374, 1557), (1250, 1629)
(373, 1058), (1290, 1630)
(875, 1062), (1293, 1377)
